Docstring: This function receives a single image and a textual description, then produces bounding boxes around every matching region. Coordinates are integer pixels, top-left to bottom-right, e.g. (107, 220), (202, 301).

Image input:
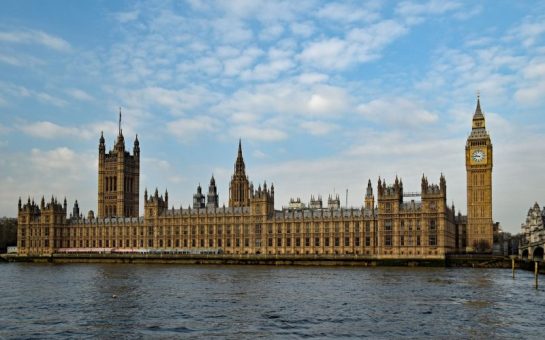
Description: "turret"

(99, 131), (105, 154)
(72, 200), (80, 219)
(207, 175), (219, 208)
(193, 184), (205, 209)
(365, 179), (374, 210)
(133, 134), (140, 157)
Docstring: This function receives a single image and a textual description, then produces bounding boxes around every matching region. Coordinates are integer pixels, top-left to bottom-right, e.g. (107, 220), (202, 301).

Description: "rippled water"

(0, 263), (543, 339)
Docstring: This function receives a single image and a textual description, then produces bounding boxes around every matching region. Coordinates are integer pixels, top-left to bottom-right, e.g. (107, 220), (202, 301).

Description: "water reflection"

(0, 264), (544, 338)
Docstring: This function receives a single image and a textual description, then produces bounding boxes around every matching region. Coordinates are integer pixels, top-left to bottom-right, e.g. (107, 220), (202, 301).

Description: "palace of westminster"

(16, 98), (494, 258)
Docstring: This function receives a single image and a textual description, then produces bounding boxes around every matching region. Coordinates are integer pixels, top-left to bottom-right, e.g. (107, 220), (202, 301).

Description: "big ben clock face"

(471, 149), (485, 163)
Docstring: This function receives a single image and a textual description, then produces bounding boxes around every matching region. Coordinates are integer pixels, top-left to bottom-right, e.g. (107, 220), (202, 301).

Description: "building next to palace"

(16, 98), (495, 258)
(519, 202), (545, 261)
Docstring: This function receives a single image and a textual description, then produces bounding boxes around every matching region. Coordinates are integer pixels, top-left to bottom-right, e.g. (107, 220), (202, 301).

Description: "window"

(355, 237), (360, 247)
(296, 238), (301, 247)
(365, 221), (371, 234)
(335, 237), (340, 247)
(315, 237), (320, 247)
(365, 237), (371, 247)
(277, 238), (282, 247)
(384, 220), (392, 231)
(400, 236), (405, 246)
(385, 235), (392, 247)
(344, 237), (350, 247)
(417, 236), (421, 246)
(287, 238), (291, 247)
(344, 223), (350, 233)
(305, 238), (310, 247)
(429, 235), (437, 246)
(325, 237), (330, 247)
(268, 238), (273, 247)
(429, 219), (436, 231)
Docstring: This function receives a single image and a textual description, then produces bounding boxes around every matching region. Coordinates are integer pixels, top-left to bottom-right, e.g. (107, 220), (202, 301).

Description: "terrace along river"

(0, 264), (543, 339)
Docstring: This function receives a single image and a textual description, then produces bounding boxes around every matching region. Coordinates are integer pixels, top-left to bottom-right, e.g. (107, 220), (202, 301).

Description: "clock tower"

(465, 96), (493, 252)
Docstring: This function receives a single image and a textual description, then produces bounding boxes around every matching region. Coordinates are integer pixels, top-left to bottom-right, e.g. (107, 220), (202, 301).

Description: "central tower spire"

(229, 140), (250, 207)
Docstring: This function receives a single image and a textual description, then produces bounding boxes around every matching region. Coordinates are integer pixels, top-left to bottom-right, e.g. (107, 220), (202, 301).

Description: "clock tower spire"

(465, 95), (493, 252)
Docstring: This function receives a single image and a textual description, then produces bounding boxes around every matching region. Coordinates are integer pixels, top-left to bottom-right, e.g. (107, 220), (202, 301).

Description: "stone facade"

(98, 111), (140, 218)
(17, 141), (457, 259)
(17, 99), (494, 258)
(519, 202), (545, 261)
(465, 97), (493, 252)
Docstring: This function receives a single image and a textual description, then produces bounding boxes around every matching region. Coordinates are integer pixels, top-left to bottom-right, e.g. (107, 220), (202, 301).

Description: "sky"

(1, 0), (544, 233)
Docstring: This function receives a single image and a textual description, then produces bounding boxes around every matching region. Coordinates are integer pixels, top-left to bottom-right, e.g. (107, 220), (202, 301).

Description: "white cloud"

(298, 73), (328, 84)
(0, 52), (45, 67)
(223, 47), (264, 76)
(290, 22), (314, 37)
(510, 16), (545, 47)
(18, 121), (120, 141)
(115, 10), (140, 23)
(0, 29), (71, 52)
(241, 58), (294, 81)
(395, 0), (462, 25)
(66, 88), (94, 101)
(306, 86), (350, 116)
(316, 2), (380, 23)
(230, 112), (257, 124)
(358, 97), (438, 126)
(212, 18), (253, 43)
(0, 147), (96, 217)
(253, 149), (266, 158)
(0, 82), (67, 107)
(167, 116), (219, 142)
(299, 20), (407, 69)
(259, 23), (284, 41)
(123, 86), (220, 115)
(19, 121), (79, 139)
(515, 81), (545, 106)
(300, 121), (338, 136)
(230, 125), (287, 141)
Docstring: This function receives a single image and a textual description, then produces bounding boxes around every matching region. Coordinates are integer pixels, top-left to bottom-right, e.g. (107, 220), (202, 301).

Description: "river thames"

(0, 264), (543, 339)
